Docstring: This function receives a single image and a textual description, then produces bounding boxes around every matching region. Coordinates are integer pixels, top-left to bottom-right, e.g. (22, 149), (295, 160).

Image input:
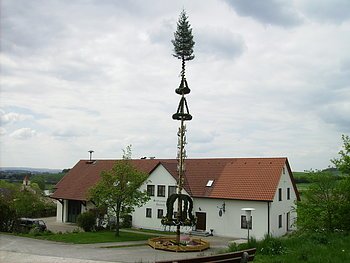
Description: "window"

(278, 214), (282, 228)
(168, 186), (177, 197)
(157, 185), (166, 197)
(146, 208), (152, 218)
(206, 180), (214, 187)
(287, 187), (290, 200)
(147, 185), (155, 196)
(278, 188), (282, 201)
(241, 215), (252, 229)
(157, 209), (164, 219)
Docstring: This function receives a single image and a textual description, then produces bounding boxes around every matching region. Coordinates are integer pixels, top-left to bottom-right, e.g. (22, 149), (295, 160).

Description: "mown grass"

(128, 227), (175, 235)
(227, 231), (350, 263)
(296, 183), (311, 191)
(19, 230), (154, 244)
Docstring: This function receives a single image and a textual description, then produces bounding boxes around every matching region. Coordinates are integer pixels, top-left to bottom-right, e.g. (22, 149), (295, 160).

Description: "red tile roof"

(51, 157), (299, 202)
(51, 159), (160, 201)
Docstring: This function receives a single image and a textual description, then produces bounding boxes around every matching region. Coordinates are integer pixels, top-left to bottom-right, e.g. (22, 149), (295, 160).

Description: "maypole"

(171, 9), (195, 245)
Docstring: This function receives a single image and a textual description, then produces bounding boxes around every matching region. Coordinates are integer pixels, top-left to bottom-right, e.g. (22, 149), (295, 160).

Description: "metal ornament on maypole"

(172, 72), (192, 244)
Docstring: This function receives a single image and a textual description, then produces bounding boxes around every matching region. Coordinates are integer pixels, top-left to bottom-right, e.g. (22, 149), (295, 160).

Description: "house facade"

(51, 157), (299, 239)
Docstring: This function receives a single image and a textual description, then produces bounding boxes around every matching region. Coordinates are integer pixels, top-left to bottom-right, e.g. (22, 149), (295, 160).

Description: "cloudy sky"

(1, 0), (349, 171)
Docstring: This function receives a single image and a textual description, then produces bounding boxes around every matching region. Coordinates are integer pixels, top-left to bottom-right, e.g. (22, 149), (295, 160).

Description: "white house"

(51, 157), (299, 239)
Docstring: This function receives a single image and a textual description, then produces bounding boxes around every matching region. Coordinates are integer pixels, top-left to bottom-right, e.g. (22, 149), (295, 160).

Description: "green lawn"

(256, 233), (350, 262)
(128, 227), (175, 235)
(20, 230), (154, 244)
(230, 232), (350, 263)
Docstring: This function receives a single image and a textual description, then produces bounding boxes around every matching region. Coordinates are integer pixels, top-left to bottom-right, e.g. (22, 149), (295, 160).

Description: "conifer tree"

(172, 9), (195, 78)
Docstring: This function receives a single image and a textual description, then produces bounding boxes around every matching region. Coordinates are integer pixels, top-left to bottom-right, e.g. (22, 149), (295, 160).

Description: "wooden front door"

(67, 200), (81, 223)
(196, 212), (206, 231)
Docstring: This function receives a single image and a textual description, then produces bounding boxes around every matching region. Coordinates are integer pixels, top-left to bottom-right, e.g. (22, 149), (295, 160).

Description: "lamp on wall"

(218, 202), (226, 217)
(241, 208), (255, 240)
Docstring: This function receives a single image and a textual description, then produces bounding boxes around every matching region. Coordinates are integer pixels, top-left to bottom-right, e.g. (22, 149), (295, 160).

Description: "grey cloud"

(299, 0), (350, 23)
(1, 1), (66, 55)
(196, 27), (246, 59)
(189, 129), (217, 144)
(52, 128), (88, 139)
(223, 0), (303, 27)
(148, 18), (174, 45)
(320, 102), (350, 133)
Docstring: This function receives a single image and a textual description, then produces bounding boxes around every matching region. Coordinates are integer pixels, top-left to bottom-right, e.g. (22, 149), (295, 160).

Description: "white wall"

(193, 198), (269, 239)
(56, 199), (91, 223)
(270, 164), (298, 237)
(55, 199), (68, 223)
(132, 164), (191, 232)
(133, 164), (272, 239)
(56, 200), (63, 222)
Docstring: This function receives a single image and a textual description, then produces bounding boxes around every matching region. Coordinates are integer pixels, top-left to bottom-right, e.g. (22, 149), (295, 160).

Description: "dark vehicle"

(17, 218), (47, 232)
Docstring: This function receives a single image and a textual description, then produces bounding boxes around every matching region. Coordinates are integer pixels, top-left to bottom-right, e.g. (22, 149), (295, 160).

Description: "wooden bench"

(155, 248), (256, 263)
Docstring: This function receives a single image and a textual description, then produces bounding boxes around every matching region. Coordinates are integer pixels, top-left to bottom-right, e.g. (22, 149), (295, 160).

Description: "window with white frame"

(157, 209), (164, 219)
(146, 208), (152, 218)
(157, 185), (166, 197)
(287, 187), (290, 200)
(278, 214), (282, 228)
(278, 188), (282, 201)
(147, 185), (155, 196)
(168, 186), (177, 197)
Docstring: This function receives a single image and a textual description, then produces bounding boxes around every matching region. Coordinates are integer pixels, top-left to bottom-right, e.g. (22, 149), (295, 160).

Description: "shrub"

(29, 227), (41, 236)
(0, 200), (16, 232)
(259, 235), (286, 255)
(77, 211), (96, 232)
(121, 214), (132, 228)
(227, 237), (257, 252)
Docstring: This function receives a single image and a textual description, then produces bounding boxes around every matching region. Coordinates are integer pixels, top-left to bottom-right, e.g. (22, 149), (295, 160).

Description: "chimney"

(87, 150), (95, 164)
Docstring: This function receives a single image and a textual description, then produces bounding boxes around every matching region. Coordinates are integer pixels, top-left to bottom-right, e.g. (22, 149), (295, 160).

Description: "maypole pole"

(171, 9), (195, 245)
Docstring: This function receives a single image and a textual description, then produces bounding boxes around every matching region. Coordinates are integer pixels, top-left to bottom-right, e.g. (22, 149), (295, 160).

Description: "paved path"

(0, 217), (245, 262)
(0, 233), (241, 263)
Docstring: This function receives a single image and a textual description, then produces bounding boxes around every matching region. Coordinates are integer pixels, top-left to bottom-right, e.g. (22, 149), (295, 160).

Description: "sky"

(1, 0), (349, 171)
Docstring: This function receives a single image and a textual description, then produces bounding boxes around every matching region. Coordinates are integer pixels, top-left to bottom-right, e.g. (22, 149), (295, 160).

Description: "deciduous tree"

(88, 146), (150, 236)
(332, 134), (350, 176)
(297, 170), (350, 232)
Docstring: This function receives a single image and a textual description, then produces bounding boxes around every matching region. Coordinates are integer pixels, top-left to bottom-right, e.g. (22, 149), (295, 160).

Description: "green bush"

(77, 212), (96, 232)
(259, 235), (286, 255)
(227, 235), (286, 256)
(121, 214), (132, 228)
(227, 237), (258, 252)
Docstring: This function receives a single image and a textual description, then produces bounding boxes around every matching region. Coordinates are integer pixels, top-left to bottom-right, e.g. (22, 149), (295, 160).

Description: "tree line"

(0, 169), (70, 190)
(297, 135), (350, 232)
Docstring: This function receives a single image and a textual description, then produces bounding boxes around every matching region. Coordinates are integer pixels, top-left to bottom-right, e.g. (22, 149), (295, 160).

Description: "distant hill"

(0, 167), (63, 174)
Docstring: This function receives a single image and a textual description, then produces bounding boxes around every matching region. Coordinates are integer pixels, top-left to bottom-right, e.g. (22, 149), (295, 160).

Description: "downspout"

(267, 201), (270, 236)
(62, 200), (64, 223)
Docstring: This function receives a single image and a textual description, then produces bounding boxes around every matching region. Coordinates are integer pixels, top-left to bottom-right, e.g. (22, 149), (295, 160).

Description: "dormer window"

(206, 180), (214, 187)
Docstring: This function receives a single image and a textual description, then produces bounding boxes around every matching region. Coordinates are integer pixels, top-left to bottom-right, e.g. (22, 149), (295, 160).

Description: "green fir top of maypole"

(172, 9), (195, 61)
